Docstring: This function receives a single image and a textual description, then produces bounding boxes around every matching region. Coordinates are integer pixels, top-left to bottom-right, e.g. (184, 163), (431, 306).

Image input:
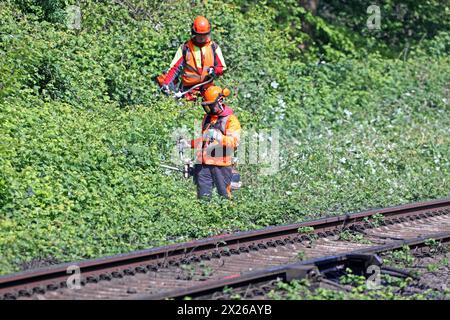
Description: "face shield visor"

(192, 33), (211, 45)
(201, 99), (223, 115)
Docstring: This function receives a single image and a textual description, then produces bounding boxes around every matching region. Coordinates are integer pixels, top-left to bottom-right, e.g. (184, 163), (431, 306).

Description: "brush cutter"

(173, 77), (213, 99)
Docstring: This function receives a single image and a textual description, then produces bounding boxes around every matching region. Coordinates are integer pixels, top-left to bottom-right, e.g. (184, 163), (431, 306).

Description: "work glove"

(208, 67), (216, 78)
(161, 84), (171, 95)
(204, 129), (223, 143)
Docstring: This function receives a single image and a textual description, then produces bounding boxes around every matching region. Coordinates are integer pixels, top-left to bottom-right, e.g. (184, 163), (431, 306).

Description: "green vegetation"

(268, 269), (450, 300)
(363, 213), (384, 228)
(426, 256), (449, 273)
(424, 238), (446, 254)
(198, 262), (213, 278)
(1, 0), (449, 276)
(296, 251), (306, 261)
(338, 229), (370, 244)
(297, 226), (314, 234)
(270, 242), (450, 300)
(382, 246), (415, 268)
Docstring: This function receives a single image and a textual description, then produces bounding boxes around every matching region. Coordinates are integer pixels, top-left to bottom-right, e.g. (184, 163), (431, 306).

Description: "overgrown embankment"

(0, 1), (449, 275)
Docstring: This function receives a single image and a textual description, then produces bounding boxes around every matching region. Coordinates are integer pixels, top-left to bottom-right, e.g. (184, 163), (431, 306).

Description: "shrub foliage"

(0, 0), (449, 274)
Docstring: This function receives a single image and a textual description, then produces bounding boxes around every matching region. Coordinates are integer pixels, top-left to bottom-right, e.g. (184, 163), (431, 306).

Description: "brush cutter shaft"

(160, 164), (183, 172)
(174, 77), (213, 98)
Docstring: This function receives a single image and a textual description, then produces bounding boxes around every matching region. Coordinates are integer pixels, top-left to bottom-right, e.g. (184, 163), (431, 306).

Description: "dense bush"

(0, 0), (448, 274)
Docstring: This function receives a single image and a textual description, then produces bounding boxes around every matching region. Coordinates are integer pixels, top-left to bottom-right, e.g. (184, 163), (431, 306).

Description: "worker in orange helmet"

(159, 16), (227, 101)
(179, 86), (240, 199)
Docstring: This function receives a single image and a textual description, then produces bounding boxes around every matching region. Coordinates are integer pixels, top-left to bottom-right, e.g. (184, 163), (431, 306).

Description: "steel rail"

(141, 231), (450, 300)
(0, 197), (449, 298)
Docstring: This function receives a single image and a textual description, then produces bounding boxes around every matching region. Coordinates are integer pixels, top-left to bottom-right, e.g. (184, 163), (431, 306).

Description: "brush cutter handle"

(174, 77), (214, 99)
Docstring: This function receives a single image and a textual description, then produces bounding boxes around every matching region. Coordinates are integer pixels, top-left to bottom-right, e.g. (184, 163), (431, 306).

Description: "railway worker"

(157, 16), (227, 101)
(179, 86), (240, 199)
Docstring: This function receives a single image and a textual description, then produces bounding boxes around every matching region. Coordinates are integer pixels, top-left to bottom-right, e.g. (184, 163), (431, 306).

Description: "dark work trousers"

(193, 164), (232, 199)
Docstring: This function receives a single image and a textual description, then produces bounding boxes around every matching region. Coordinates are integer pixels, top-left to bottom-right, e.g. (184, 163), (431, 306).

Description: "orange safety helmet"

(202, 86), (230, 105)
(192, 16), (211, 35)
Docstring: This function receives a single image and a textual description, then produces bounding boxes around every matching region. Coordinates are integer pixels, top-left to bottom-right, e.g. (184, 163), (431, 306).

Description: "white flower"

(344, 109), (352, 117)
(270, 81), (279, 89)
(340, 157), (347, 164)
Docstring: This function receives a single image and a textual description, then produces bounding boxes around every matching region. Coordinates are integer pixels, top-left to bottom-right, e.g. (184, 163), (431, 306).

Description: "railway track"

(1, 198), (449, 300)
(148, 232), (449, 300)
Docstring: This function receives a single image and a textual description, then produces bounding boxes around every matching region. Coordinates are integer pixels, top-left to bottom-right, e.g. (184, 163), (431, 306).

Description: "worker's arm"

(163, 45), (184, 86)
(213, 44), (226, 76)
(221, 115), (240, 149)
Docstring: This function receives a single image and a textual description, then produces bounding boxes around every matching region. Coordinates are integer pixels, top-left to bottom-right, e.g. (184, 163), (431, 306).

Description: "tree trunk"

(299, 0), (319, 15)
(298, 0), (319, 50)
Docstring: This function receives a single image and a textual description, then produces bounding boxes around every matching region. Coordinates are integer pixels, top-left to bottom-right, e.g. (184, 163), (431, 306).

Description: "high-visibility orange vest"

(181, 40), (216, 87)
(195, 114), (239, 166)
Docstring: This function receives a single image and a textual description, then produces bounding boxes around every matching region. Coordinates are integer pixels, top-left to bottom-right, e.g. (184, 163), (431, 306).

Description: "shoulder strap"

(202, 114), (211, 131)
(211, 41), (218, 53)
(183, 40), (196, 61)
(182, 41), (189, 62)
(202, 114), (230, 135)
(211, 42), (218, 65)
